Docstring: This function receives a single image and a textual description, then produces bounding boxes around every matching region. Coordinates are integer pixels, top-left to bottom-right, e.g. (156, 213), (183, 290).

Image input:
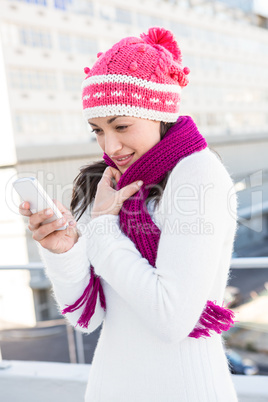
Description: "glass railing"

(0, 257), (267, 400)
(0, 257), (267, 374)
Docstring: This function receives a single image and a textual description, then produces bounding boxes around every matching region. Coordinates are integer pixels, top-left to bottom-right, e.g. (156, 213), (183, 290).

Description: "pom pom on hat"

(129, 61), (138, 72)
(138, 44), (146, 52)
(140, 27), (182, 63)
(84, 66), (90, 74)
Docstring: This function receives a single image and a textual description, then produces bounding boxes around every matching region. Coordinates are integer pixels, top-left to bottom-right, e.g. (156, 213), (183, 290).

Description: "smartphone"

(13, 177), (69, 231)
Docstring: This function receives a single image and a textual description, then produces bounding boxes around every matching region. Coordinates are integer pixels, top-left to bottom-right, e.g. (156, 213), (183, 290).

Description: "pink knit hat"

(82, 27), (190, 123)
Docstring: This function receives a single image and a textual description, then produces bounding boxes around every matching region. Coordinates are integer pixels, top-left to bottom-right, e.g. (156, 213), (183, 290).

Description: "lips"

(112, 153), (134, 167)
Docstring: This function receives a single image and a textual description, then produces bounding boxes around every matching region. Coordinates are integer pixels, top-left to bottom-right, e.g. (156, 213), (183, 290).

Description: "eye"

(91, 128), (103, 135)
(116, 125), (128, 131)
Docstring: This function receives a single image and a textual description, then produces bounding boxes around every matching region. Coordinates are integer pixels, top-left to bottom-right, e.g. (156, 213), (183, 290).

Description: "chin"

(116, 156), (137, 174)
(119, 166), (128, 174)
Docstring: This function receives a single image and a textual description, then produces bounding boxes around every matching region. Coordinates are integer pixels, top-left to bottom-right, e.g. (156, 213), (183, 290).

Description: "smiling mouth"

(117, 154), (133, 161)
(114, 153), (135, 166)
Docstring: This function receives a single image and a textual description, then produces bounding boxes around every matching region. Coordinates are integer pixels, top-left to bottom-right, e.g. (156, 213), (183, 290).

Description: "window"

(136, 14), (151, 29)
(63, 72), (83, 92)
(63, 113), (88, 140)
(150, 16), (164, 27)
(115, 8), (132, 25)
(170, 21), (192, 38)
(54, 0), (68, 10)
(99, 5), (115, 21)
(182, 55), (195, 68)
(9, 68), (57, 91)
(54, 0), (94, 15)
(217, 0), (253, 13)
(8, 0), (47, 6)
(74, 36), (98, 55)
(14, 112), (63, 144)
(18, 26), (52, 49)
(0, 23), (19, 47)
(58, 33), (97, 55)
(14, 112), (89, 144)
(59, 33), (72, 52)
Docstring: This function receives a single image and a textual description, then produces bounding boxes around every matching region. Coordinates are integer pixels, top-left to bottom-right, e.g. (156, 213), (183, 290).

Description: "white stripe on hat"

(81, 74), (182, 94)
(83, 104), (179, 123)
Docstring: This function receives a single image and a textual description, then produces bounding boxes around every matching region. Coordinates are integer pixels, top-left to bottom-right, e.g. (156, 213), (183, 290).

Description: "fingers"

(29, 209), (76, 232)
(101, 167), (121, 187)
(19, 201), (32, 217)
(113, 169), (122, 184)
(32, 212), (77, 242)
(117, 180), (143, 203)
(28, 208), (61, 231)
(31, 215), (69, 242)
(19, 199), (69, 218)
(27, 200), (72, 231)
(93, 166), (143, 217)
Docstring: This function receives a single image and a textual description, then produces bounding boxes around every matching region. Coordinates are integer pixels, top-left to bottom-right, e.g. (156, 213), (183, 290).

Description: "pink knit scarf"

(62, 115), (235, 338)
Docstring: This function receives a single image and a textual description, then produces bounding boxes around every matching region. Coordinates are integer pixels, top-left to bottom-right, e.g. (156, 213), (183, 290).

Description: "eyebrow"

(88, 116), (121, 127)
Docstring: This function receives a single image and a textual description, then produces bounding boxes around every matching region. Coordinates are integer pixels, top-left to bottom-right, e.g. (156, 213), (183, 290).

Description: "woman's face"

(88, 116), (161, 173)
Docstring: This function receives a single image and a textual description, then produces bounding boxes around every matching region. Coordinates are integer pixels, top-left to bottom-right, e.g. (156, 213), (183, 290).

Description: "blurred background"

(0, 0), (268, 398)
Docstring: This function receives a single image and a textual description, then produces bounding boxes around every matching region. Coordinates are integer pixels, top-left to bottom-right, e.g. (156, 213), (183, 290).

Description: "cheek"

(127, 126), (161, 153)
(135, 138), (160, 156)
(143, 133), (161, 150)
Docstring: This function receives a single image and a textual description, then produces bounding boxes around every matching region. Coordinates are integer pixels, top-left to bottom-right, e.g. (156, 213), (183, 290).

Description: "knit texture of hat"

(82, 27), (190, 123)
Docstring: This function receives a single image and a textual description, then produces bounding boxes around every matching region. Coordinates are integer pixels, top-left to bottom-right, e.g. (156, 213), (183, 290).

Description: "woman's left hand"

(91, 166), (143, 220)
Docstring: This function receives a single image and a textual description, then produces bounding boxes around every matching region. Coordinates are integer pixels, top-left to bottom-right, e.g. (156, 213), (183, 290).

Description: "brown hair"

(70, 122), (221, 221)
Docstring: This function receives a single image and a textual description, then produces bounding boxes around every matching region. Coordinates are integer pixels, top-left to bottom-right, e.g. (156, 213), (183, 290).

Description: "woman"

(19, 27), (238, 401)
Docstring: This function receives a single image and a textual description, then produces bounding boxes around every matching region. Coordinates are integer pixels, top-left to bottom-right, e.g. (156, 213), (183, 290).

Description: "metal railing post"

(75, 329), (85, 364)
(66, 324), (77, 364)
(0, 345), (11, 370)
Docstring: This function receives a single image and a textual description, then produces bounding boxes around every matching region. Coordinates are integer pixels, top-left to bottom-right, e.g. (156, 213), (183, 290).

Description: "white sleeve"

(85, 151), (238, 343)
(37, 203), (106, 334)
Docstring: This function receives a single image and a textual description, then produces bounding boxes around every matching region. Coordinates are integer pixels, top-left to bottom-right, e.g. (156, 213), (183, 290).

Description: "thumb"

(117, 180), (143, 203)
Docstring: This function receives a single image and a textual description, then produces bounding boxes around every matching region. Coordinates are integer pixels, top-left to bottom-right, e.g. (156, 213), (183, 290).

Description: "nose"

(104, 131), (123, 156)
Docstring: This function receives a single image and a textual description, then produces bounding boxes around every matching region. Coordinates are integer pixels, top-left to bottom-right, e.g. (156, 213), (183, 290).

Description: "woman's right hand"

(19, 200), (79, 254)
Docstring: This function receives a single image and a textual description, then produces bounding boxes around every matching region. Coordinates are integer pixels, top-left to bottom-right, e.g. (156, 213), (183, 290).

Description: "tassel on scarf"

(188, 300), (236, 339)
(61, 265), (106, 329)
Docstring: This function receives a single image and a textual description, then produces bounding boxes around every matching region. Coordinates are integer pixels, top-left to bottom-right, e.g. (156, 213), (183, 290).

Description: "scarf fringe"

(61, 266), (106, 329)
(188, 300), (236, 339)
(62, 273), (236, 337)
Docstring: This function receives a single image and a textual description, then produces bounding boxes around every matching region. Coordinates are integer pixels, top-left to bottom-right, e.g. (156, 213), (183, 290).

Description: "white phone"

(13, 177), (69, 231)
